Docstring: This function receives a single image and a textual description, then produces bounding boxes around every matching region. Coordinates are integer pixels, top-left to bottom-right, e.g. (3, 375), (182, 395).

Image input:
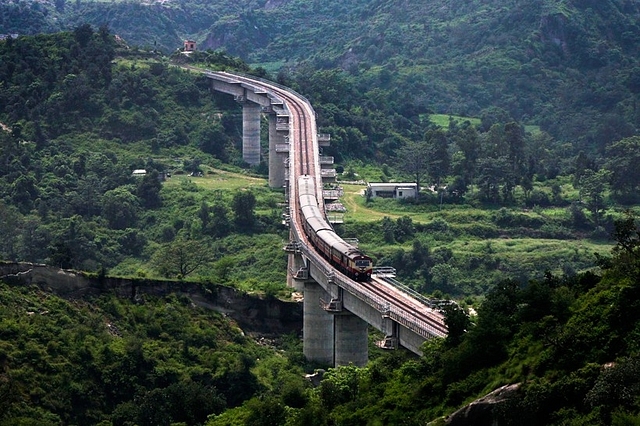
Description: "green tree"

(426, 128), (450, 187)
(479, 106), (512, 132)
(443, 303), (471, 347)
(578, 169), (611, 226)
(476, 156), (510, 203)
(398, 140), (429, 199)
(210, 202), (231, 238)
(134, 381), (226, 426)
(319, 365), (361, 410)
(0, 201), (22, 260)
(452, 124), (480, 189)
(196, 124), (230, 162)
(48, 215), (97, 269)
(573, 150), (594, 188)
(74, 23), (94, 47)
(381, 216), (395, 243)
(606, 212), (640, 278)
(152, 238), (210, 278)
(245, 397), (287, 426)
(11, 173), (39, 213)
(73, 173), (104, 217)
(232, 191), (256, 230)
(198, 201), (211, 232)
(102, 186), (140, 230)
(504, 122), (526, 179)
(395, 216), (415, 243)
(136, 170), (163, 209)
(17, 215), (49, 262)
(605, 136), (640, 198)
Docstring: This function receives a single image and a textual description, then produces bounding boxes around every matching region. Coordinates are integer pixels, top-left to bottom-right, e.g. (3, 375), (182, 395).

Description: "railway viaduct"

(201, 70), (447, 367)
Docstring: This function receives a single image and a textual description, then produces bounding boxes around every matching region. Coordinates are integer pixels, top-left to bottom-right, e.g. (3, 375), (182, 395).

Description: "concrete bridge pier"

(378, 316), (399, 350)
(241, 101), (261, 165)
(334, 313), (368, 366)
(302, 279), (369, 366)
(303, 281), (334, 365)
(268, 113), (288, 188)
(287, 251), (307, 292)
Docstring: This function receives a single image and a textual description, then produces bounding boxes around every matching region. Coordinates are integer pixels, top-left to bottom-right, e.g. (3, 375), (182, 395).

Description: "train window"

(355, 260), (370, 268)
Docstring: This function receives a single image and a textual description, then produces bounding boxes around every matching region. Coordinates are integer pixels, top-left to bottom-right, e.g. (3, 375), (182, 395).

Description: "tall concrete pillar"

(334, 313), (369, 366)
(303, 281), (334, 365)
(268, 113), (287, 188)
(242, 102), (261, 165)
(287, 253), (294, 289)
(287, 253), (306, 292)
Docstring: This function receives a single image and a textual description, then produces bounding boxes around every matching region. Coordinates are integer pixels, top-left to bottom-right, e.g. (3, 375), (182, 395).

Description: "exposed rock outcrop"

(0, 262), (302, 337)
(445, 383), (521, 426)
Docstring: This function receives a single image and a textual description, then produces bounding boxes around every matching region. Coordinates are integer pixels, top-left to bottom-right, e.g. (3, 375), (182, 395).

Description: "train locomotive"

(298, 175), (373, 281)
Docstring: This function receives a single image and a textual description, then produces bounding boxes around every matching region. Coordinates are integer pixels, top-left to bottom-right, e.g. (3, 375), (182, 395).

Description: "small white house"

(367, 182), (418, 199)
(132, 169), (147, 177)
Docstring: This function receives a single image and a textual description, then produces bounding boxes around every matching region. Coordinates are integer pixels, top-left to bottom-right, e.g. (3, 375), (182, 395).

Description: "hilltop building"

(184, 40), (196, 52)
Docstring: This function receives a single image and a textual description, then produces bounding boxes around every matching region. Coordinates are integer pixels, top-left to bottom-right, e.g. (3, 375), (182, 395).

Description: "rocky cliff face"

(0, 262), (302, 337)
(442, 383), (521, 426)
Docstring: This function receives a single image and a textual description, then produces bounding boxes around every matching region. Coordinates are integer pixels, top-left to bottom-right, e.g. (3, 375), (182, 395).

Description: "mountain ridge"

(11, 0), (632, 150)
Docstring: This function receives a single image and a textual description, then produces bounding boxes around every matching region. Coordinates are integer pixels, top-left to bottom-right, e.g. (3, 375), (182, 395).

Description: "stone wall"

(0, 262), (302, 337)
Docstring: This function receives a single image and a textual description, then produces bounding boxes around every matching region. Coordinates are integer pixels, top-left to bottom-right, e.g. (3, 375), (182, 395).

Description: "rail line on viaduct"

(194, 68), (448, 366)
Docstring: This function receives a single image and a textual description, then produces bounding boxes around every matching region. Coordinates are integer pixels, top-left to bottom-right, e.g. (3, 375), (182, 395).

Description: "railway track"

(368, 277), (448, 335)
(194, 69), (448, 339)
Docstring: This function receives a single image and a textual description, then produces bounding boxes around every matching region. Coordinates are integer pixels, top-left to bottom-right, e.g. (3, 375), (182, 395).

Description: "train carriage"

(298, 175), (372, 281)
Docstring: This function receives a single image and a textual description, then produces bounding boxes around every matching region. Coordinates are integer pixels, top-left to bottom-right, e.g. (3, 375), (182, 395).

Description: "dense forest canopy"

(2, 0), (640, 156)
(0, 28), (291, 297)
(1, 23), (639, 295)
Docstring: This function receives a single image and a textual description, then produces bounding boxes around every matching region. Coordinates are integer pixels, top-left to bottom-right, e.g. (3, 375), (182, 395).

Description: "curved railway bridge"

(197, 69), (447, 366)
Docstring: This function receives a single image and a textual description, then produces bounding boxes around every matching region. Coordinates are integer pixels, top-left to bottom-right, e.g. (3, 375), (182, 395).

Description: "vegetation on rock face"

(0, 284), (305, 425)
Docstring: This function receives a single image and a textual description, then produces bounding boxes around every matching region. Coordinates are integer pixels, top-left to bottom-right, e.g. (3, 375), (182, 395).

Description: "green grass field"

(166, 167), (614, 296)
(428, 114), (540, 134)
(163, 168), (269, 192)
(429, 114), (481, 128)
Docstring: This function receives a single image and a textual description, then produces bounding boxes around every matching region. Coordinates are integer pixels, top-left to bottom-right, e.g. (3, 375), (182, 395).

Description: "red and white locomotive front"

(349, 252), (373, 282)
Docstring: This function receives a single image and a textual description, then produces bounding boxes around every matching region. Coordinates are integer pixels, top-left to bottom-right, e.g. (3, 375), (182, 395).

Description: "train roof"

(299, 193), (318, 208)
(298, 175), (315, 196)
(316, 230), (355, 253)
(306, 216), (332, 233)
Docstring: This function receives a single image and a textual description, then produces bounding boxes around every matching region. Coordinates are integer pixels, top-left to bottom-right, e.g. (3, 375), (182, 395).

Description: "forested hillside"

(0, 281), (309, 424)
(3, 216), (640, 425)
(3, 0), (640, 155)
(1, 25), (639, 295)
(0, 27), (291, 295)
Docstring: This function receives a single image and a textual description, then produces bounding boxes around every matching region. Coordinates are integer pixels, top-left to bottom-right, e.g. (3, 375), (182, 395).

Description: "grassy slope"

(166, 170), (612, 297)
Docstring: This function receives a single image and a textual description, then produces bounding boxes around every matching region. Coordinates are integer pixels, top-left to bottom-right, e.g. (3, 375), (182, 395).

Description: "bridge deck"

(203, 70), (447, 348)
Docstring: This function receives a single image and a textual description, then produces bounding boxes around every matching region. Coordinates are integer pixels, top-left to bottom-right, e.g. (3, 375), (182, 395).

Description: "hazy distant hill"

(3, 0), (640, 149)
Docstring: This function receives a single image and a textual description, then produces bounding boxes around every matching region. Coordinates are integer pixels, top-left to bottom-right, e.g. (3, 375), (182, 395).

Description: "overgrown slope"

(0, 282), (307, 424)
(206, 215), (640, 425)
(0, 28), (289, 295)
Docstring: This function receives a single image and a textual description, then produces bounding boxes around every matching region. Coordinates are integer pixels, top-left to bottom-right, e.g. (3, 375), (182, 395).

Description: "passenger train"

(298, 175), (373, 281)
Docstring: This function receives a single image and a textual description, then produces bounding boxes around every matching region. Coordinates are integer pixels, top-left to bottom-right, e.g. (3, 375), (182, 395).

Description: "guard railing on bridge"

(296, 241), (446, 340)
(208, 70), (447, 342)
